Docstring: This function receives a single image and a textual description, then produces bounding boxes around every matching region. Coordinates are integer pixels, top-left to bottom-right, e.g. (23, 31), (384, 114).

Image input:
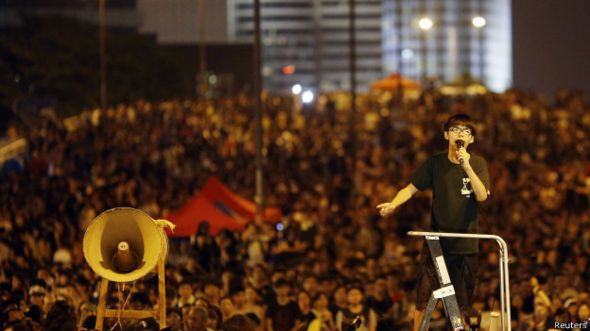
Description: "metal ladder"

(418, 235), (464, 331)
(409, 231), (512, 331)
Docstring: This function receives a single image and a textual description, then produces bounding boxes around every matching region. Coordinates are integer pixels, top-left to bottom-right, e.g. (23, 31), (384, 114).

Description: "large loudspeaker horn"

(83, 207), (168, 283)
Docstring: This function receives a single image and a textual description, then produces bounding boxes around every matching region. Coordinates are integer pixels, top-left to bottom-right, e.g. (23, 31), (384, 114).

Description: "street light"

(472, 16), (486, 83)
(418, 17), (433, 82)
(418, 17), (433, 31)
(472, 16), (487, 28)
(291, 84), (302, 95)
(401, 49), (414, 59)
(302, 90), (314, 104)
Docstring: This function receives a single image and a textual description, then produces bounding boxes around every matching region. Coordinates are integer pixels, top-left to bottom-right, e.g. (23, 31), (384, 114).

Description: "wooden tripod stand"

(95, 258), (167, 330)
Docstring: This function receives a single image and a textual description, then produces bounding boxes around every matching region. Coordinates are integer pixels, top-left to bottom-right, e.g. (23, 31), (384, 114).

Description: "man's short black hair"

(81, 315), (97, 330)
(229, 285), (245, 297)
(273, 279), (291, 289)
(244, 312), (261, 326)
(443, 114), (476, 136)
(43, 301), (77, 331)
(203, 278), (222, 288)
(221, 314), (256, 331)
(345, 283), (365, 295)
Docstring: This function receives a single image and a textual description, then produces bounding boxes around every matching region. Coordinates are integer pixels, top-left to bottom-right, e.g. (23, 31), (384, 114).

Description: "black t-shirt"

(411, 152), (490, 254)
(329, 302), (347, 320)
(365, 296), (393, 317)
(266, 300), (301, 331)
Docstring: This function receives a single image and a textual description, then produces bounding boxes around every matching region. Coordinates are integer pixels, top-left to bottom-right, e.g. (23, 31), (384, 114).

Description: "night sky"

(512, 0), (590, 97)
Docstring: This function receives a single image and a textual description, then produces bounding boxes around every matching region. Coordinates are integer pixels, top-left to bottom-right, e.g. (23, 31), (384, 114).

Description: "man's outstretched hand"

(376, 202), (396, 217)
(376, 184), (417, 217)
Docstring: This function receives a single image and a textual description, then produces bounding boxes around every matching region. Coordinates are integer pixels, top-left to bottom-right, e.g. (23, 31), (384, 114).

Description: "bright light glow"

(292, 84), (302, 95)
(262, 66), (273, 77)
(472, 16), (486, 28)
(401, 49), (414, 59)
(418, 17), (433, 30)
(301, 90), (314, 103)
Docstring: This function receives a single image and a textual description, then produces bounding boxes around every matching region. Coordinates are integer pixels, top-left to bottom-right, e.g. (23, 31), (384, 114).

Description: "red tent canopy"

(165, 192), (244, 237)
(166, 177), (282, 237)
(200, 177), (282, 222)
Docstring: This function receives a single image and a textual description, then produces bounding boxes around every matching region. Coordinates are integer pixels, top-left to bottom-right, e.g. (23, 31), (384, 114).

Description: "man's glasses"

(449, 126), (472, 136)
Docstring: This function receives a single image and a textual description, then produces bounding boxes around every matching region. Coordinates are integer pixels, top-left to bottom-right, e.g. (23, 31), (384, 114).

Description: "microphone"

(456, 139), (465, 166)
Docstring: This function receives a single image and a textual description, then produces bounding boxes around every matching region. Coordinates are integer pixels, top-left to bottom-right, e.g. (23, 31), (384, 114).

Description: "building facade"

(381, 0), (511, 92)
(229, 0), (511, 93)
(1, 0), (512, 93)
(228, 0), (383, 93)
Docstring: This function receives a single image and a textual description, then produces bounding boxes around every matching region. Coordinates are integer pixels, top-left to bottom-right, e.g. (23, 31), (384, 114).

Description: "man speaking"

(377, 114), (490, 330)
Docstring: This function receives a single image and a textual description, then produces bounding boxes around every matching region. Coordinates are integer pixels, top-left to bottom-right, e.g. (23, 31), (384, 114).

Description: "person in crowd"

(184, 306), (209, 331)
(335, 285), (377, 331)
(311, 292), (335, 331)
(365, 278), (394, 331)
(177, 280), (197, 309)
(266, 279), (301, 331)
(329, 285), (348, 319)
(206, 305), (223, 331)
(221, 314), (256, 331)
(42, 300), (77, 331)
(219, 296), (235, 322)
(203, 281), (222, 307)
(296, 290), (317, 331)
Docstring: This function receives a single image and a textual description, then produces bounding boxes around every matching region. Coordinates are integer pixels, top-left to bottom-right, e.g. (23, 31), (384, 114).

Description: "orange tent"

(370, 73), (420, 92)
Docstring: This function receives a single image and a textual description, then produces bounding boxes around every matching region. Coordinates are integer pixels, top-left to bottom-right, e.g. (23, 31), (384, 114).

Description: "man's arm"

(368, 309), (378, 331)
(463, 165), (488, 202)
(377, 183), (419, 217)
(457, 149), (489, 202)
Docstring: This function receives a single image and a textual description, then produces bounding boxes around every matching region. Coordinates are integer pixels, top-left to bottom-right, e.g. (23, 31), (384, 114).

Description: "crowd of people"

(0, 88), (589, 331)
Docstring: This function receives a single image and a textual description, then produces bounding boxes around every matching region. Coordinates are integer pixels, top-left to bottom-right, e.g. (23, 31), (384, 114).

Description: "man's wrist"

(463, 163), (474, 172)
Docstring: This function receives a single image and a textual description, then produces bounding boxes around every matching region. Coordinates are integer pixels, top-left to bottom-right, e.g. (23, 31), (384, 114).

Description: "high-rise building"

(228, 0), (511, 93)
(228, 0), (383, 93)
(2, 0), (511, 93)
(381, 0), (511, 92)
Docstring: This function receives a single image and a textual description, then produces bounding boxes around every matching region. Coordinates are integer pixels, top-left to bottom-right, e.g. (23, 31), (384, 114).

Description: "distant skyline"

(138, 0), (590, 96)
(228, 0), (513, 93)
(2, 0), (589, 97)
